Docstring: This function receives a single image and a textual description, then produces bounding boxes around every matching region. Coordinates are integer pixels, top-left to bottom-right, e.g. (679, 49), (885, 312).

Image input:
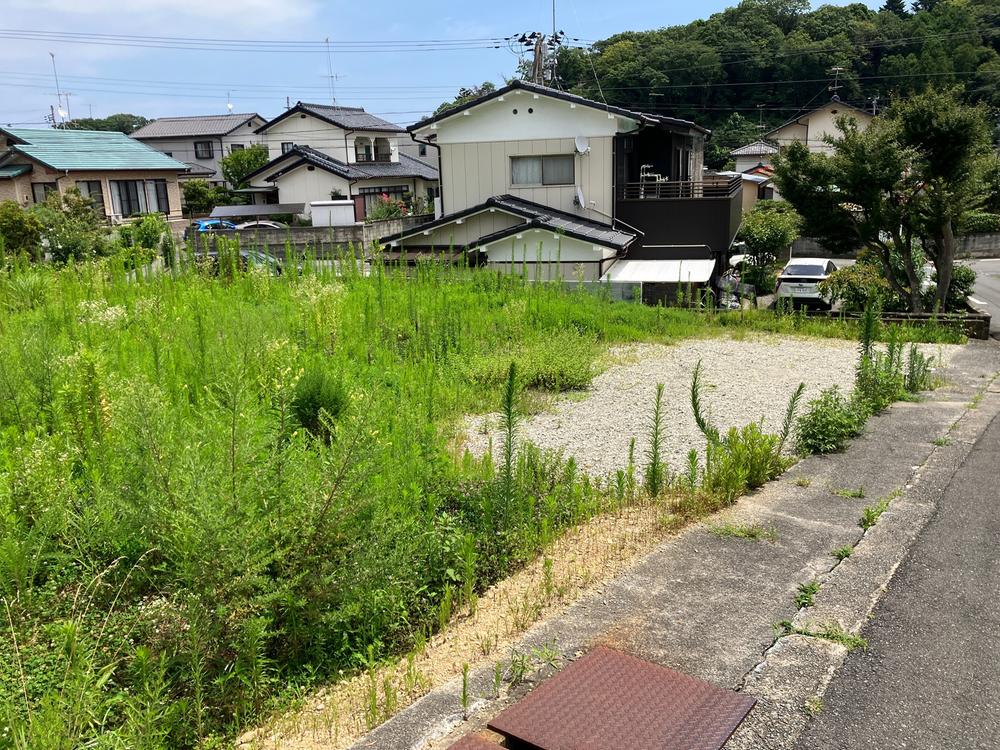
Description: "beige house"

(764, 97), (874, 154)
(381, 81), (743, 299)
(131, 113), (266, 187)
(245, 102), (439, 218)
(0, 127), (187, 221)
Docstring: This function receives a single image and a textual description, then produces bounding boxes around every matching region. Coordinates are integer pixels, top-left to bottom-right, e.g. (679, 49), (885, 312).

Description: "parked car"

(775, 258), (837, 308)
(235, 220), (288, 230)
(183, 219), (237, 240)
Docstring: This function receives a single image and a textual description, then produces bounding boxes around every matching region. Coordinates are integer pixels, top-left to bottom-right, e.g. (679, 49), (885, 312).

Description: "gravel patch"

(463, 335), (957, 478)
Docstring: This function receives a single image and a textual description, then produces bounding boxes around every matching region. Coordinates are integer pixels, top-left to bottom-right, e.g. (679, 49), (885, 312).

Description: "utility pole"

(828, 66), (846, 99)
(513, 30), (565, 87)
(49, 52), (66, 123)
(869, 91), (881, 115)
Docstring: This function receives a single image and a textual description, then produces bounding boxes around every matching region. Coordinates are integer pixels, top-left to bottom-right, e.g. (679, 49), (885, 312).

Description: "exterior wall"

(395, 210), (524, 250)
(136, 118), (264, 186)
(439, 136), (614, 219)
(267, 164), (351, 215)
(418, 90), (639, 220)
(769, 103), (873, 154)
(481, 230), (617, 281)
(259, 114), (403, 164)
(0, 175), (29, 204)
(10, 156), (183, 220)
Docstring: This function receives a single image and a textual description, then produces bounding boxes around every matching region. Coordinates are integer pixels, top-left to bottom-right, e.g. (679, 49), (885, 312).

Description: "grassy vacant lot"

(0, 253), (960, 748)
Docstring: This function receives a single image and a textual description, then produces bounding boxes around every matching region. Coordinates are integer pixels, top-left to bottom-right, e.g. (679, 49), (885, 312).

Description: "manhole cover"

(487, 645), (755, 750)
(448, 734), (500, 749)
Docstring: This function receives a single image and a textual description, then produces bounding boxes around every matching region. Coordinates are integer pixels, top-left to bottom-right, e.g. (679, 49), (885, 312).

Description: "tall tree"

(433, 83), (497, 116)
(774, 89), (992, 311)
(881, 0), (909, 18)
(63, 113), (150, 134)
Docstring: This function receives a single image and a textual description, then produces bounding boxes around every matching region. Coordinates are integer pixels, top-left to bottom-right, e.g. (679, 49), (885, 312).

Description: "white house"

(729, 140), (779, 173)
(380, 80), (743, 299)
(764, 97), (874, 155)
(131, 113), (266, 187)
(244, 102), (439, 218)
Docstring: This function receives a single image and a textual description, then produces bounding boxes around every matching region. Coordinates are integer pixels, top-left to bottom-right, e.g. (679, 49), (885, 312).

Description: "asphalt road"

(968, 258), (1000, 335)
(795, 410), (1000, 750)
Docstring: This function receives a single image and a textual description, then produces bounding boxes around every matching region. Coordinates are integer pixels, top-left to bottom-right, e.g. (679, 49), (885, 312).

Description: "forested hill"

(555, 0), (998, 161)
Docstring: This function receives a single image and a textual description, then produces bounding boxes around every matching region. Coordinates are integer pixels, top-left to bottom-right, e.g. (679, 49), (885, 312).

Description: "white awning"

(601, 258), (716, 284)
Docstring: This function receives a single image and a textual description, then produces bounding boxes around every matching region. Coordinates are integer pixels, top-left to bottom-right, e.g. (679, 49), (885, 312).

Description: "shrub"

(820, 261), (894, 312)
(182, 179), (231, 215)
(926, 263), (976, 312)
(0, 200), (43, 259)
(31, 189), (110, 264)
(796, 386), (862, 454)
(959, 211), (1000, 235)
(292, 365), (348, 438)
(365, 194), (409, 223)
(736, 202), (801, 294)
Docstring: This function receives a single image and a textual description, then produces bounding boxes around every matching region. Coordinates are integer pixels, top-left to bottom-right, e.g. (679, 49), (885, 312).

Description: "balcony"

(615, 176), (743, 259)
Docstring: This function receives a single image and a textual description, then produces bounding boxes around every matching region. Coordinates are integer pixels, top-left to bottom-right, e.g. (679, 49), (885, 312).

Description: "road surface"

(795, 410), (1000, 749)
(967, 258), (1000, 335)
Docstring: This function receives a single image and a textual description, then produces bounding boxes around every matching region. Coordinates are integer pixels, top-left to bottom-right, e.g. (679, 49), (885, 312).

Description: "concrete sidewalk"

(793, 409), (1000, 749)
(349, 342), (1000, 750)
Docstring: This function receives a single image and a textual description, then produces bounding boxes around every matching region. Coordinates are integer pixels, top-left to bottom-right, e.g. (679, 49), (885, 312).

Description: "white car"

(775, 258), (837, 308)
(235, 220), (288, 230)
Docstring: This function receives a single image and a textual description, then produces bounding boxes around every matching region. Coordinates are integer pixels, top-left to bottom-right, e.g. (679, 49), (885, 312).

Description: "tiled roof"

(380, 194), (636, 251)
(257, 102), (405, 134)
(248, 145), (438, 183)
(131, 113), (262, 138)
(1, 128), (189, 172)
(729, 140), (778, 157)
(0, 164), (31, 178)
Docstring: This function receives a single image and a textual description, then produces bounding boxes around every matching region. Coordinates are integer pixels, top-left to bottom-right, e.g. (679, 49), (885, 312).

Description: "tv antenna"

(828, 66), (847, 99)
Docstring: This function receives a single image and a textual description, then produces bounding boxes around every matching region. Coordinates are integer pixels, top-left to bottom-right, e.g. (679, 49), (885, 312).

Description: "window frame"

(281, 142), (294, 154)
(30, 182), (58, 204)
(194, 141), (214, 159)
(510, 154), (576, 187)
(75, 180), (106, 214)
(229, 143), (245, 152)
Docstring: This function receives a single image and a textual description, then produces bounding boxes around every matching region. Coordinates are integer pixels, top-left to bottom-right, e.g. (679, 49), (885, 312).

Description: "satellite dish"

(574, 135), (590, 154)
(574, 186), (585, 207)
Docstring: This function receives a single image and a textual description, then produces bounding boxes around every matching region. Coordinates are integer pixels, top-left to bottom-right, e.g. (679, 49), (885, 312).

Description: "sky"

(0, 0), (881, 129)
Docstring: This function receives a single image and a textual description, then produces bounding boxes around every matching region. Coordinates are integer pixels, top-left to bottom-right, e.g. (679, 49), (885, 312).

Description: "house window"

(230, 143), (245, 152)
(357, 185), (409, 215)
(30, 182), (57, 204)
(418, 143), (428, 157)
(109, 179), (170, 217)
(281, 142), (294, 154)
(373, 137), (391, 163)
(75, 180), (106, 214)
(354, 137), (373, 162)
(511, 155), (575, 186)
(194, 141), (214, 159)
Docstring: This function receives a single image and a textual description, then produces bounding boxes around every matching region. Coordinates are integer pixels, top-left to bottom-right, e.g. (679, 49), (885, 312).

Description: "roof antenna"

(49, 52), (69, 124)
(226, 91), (234, 113)
(325, 37), (337, 105)
(828, 66), (846, 100)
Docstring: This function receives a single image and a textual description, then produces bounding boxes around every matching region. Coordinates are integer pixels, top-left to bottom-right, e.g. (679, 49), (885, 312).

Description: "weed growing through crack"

(460, 663), (470, 719)
(777, 620), (867, 651)
(710, 522), (778, 542)
(832, 546), (853, 561)
(794, 477), (812, 487)
(860, 488), (900, 530)
(834, 487), (866, 499)
(932, 436), (951, 447)
(795, 580), (821, 608)
(805, 696), (824, 715)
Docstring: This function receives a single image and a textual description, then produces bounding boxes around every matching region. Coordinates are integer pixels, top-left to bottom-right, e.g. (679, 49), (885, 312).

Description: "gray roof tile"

(131, 113), (262, 138)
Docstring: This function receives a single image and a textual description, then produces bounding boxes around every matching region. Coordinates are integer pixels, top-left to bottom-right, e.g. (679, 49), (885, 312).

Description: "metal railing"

(621, 176), (741, 200)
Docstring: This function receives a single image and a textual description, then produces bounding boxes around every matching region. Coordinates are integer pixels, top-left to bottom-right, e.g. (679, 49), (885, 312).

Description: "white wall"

(482, 230), (617, 281)
(769, 102), (873, 154)
(267, 164), (351, 215)
(260, 112), (402, 164)
(395, 209), (524, 250)
(734, 154), (774, 173)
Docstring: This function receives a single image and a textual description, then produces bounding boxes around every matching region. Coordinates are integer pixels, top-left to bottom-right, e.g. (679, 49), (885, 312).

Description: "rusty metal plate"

(487, 645), (755, 750)
(447, 734), (501, 749)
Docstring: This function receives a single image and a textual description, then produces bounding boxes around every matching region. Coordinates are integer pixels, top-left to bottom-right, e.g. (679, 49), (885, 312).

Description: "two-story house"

(0, 127), (188, 222)
(243, 102), (439, 219)
(763, 97), (873, 156)
(379, 81), (742, 298)
(131, 113), (266, 187)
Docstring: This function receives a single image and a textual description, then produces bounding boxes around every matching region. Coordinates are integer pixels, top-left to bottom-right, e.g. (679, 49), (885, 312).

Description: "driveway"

(795, 409), (1000, 749)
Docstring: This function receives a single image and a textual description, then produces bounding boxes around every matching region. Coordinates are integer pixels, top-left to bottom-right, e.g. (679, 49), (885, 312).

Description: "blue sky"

(0, 0), (880, 129)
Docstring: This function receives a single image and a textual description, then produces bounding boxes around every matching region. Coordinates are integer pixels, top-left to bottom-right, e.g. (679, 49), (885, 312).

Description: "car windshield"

(783, 264), (826, 276)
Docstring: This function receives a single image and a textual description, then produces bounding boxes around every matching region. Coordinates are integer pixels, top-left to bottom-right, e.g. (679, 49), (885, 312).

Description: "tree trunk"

(933, 219), (956, 312)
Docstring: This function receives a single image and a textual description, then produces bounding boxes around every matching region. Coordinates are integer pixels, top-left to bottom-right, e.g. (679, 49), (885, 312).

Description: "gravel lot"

(463, 335), (957, 478)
